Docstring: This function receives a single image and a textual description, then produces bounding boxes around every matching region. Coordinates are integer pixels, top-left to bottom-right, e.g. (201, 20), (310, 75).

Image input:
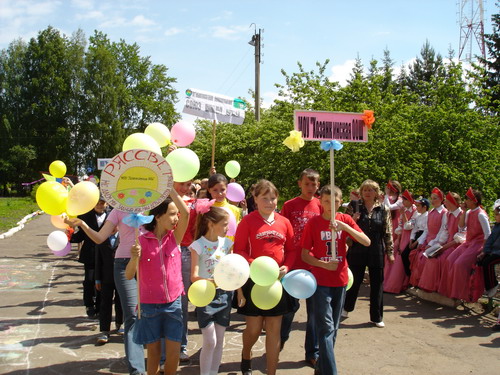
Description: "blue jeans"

(180, 246), (192, 351)
(114, 258), (145, 375)
(160, 247), (191, 364)
(280, 297), (318, 360)
(313, 285), (346, 375)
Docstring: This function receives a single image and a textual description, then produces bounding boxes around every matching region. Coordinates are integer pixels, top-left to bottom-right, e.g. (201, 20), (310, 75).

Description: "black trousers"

(478, 253), (500, 291)
(401, 231), (423, 277)
(99, 282), (123, 332)
(344, 265), (384, 323)
(401, 245), (412, 277)
(83, 268), (100, 312)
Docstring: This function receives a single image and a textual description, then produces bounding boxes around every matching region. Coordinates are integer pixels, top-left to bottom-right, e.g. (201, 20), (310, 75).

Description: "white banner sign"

(182, 88), (246, 125)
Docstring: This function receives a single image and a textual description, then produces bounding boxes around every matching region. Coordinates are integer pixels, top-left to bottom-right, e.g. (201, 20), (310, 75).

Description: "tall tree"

(404, 40), (445, 105)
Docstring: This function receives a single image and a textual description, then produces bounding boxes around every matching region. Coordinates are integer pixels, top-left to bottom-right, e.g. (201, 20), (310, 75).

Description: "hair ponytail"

(194, 206), (229, 240)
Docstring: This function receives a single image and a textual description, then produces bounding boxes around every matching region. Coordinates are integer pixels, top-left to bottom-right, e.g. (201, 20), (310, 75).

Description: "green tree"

(0, 39), (28, 159)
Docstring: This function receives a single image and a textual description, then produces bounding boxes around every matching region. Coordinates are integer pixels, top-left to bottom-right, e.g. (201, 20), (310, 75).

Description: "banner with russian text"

(182, 88), (246, 125)
(294, 110), (368, 142)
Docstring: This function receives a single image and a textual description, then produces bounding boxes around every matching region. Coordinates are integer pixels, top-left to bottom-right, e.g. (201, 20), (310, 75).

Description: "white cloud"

(0, 0), (61, 44)
(0, 0), (60, 19)
(99, 16), (127, 28)
(210, 10), (233, 22)
(25, 0), (61, 17)
(328, 59), (357, 87)
(261, 90), (286, 109)
(165, 27), (183, 37)
(211, 25), (248, 40)
(131, 14), (155, 27)
(75, 10), (104, 20)
(71, 0), (94, 10)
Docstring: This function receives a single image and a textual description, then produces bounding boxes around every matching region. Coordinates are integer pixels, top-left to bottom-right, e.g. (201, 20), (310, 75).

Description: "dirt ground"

(0, 214), (498, 375)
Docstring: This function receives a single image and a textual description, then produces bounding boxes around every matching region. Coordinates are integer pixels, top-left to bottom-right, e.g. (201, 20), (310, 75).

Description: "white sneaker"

(159, 363), (164, 373)
(371, 321), (385, 328)
(341, 309), (349, 318)
(179, 351), (190, 363)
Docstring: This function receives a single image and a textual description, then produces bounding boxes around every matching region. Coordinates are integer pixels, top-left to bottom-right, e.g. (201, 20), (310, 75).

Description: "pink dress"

(409, 205), (447, 286)
(419, 209), (462, 292)
(384, 197), (402, 278)
(446, 208), (489, 301)
(384, 206), (416, 293)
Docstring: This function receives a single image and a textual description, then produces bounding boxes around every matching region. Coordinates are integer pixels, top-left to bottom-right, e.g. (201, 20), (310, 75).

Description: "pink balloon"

(52, 242), (71, 257)
(226, 183), (245, 202)
(221, 207), (237, 236)
(171, 121), (196, 147)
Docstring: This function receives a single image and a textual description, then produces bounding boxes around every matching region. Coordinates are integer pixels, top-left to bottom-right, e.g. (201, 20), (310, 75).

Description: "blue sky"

(0, 0), (496, 120)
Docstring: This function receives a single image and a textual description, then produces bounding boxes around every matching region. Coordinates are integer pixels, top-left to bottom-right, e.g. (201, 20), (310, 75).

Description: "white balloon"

(213, 253), (250, 291)
(47, 230), (68, 251)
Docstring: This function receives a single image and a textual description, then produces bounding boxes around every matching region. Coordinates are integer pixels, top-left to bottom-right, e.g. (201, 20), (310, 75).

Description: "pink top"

(465, 207), (490, 243)
(445, 209), (462, 243)
(425, 205), (447, 245)
(107, 209), (144, 258)
(138, 230), (183, 304)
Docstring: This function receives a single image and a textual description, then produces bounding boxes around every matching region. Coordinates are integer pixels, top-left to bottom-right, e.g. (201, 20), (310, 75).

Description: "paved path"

(0, 214), (498, 375)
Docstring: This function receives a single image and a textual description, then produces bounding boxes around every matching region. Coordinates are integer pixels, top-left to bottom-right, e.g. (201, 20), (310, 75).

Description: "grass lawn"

(0, 197), (40, 232)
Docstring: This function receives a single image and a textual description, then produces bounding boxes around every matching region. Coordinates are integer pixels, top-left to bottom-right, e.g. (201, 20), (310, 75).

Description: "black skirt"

(234, 278), (296, 317)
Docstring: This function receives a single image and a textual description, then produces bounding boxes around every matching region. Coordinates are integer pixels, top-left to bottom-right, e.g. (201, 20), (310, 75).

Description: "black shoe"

(492, 324), (500, 332)
(86, 307), (96, 319)
(306, 358), (317, 368)
(241, 358), (252, 375)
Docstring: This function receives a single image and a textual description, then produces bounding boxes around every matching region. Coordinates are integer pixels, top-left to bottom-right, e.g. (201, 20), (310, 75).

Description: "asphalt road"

(0, 214), (498, 375)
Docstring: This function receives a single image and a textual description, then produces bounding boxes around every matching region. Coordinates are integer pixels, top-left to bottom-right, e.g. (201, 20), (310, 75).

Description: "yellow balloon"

(66, 181), (100, 216)
(145, 122), (171, 148)
(122, 133), (162, 155)
(36, 181), (68, 215)
(49, 160), (67, 178)
(188, 280), (216, 307)
(251, 280), (283, 310)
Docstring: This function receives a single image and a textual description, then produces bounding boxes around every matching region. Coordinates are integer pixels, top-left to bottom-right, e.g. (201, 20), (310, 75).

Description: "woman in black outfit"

(343, 179), (394, 327)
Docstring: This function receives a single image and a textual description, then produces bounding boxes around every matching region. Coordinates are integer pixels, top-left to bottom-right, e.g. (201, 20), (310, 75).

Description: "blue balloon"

(281, 269), (317, 299)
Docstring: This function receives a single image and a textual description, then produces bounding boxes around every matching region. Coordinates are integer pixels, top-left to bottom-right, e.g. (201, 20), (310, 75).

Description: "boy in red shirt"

(301, 185), (370, 375)
(279, 168), (322, 366)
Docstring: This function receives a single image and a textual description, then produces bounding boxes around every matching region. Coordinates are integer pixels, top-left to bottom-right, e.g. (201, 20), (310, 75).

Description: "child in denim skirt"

(189, 202), (234, 375)
(126, 189), (189, 375)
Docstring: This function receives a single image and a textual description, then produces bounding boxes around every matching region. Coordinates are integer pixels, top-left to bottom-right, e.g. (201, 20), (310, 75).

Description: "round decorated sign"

(100, 149), (174, 213)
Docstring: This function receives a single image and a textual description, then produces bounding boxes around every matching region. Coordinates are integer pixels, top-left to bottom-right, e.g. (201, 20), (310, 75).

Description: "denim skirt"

(196, 289), (233, 329)
(133, 296), (183, 345)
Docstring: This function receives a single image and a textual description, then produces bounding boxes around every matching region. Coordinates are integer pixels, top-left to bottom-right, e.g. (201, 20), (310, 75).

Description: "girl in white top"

(189, 203), (234, 375)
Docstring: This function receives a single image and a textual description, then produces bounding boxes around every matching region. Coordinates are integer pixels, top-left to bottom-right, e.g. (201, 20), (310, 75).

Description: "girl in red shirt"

(233, 179), (295, 375)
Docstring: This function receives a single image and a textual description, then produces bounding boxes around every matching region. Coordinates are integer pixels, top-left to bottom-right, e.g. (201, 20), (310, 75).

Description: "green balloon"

(250, 256), (279, 286)
(165, 148), (200, 182)
(347, 268), (353, 290)
(251, 280), (282, 310)
(225, 160), (241, 178)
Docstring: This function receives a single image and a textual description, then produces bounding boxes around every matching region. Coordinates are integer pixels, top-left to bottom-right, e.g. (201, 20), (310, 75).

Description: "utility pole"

(249, 26), (262, 121)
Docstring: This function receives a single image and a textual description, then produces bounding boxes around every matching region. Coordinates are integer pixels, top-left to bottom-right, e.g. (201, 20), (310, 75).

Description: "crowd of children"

(67, 169), (499, 375)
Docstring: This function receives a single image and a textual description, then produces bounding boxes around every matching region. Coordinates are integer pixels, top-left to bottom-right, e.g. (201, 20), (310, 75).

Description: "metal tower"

(458, 0), (487, 62)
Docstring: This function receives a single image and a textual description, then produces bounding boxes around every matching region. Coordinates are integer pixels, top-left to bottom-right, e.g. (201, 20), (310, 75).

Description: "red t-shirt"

(301, 213), (362, 287)
(180, 198), (197, 247)
(280, 196), (322, 270)
(233, 211), (295, 270)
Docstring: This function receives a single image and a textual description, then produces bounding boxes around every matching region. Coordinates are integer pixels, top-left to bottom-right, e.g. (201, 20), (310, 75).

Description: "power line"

(217, 46), (253, 95)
